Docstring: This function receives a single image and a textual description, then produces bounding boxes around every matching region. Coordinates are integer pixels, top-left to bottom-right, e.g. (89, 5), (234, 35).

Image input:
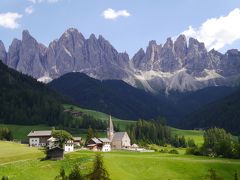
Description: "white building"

(87, 137), (111, 152)
(107, 116), (131, 149)
(64, 140), (74, 152)
(28, 130), (52, 147)
(47, 137), (58, 149)
(99, 138), (111, 152)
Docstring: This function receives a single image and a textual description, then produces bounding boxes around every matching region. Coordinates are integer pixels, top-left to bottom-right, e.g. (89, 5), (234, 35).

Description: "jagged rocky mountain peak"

(0, 40), (5, 50)
(2, 28), (240, 93)
(163, 37), (173, 48)
(188, 37), (206, 51)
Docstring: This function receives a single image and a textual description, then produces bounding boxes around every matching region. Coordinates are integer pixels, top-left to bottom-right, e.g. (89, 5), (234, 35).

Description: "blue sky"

(0, 0), (240, 56)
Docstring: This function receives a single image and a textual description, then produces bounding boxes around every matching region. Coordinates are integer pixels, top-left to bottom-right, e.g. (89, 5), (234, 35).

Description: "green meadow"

(0, 141), (240, 180)
(171, 128), (204, 145)
(63, 104), (136, 131)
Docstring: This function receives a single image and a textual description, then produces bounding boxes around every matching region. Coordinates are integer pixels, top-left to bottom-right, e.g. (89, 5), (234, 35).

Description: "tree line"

(186, 127), (240, 159)
(126, 117), (196, 148)
(0, 128), (13, 141)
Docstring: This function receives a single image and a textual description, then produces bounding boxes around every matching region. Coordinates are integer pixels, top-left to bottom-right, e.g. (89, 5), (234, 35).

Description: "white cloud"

(182, 8), (240, 50)
(25, 6), (34, 14)
(27, 0), (59, 4)
(102, 8), (131, 20)
(0, 12), (22, 29)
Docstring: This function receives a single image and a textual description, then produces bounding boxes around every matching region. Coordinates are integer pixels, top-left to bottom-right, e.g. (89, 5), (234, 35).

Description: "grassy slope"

(0, 141), (240, 180)
(0, 124), (105, 141)
(64, 104), (136, 131)
(171, 128), (204, 145)
(0, 124), (52, 141)
(0, 141), (43, 164)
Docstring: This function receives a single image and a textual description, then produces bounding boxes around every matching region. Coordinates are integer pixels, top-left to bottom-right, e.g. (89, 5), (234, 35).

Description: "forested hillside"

(181, 88), (240, 134)
(0, 61), (69, 125)
(48, 72), (175, 120)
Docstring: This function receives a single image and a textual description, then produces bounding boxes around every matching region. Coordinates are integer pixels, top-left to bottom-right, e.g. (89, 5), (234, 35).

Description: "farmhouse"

(87, 137), (111, 152)
(107, 116), (131, 149)
(28, 130), (52, 147)
(73, 137), (82, 147)
(28, 130), (77, 152)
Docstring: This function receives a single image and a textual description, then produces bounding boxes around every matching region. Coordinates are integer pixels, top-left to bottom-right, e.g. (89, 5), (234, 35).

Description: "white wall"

(122, 133), (131, 147)
(102, 144), (111, 152)
(64, 141), (74, 152)
(29, 138), (40, 146)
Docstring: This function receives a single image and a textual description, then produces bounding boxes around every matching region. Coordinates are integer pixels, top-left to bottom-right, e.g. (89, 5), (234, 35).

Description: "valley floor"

(0, 141), (240, 180)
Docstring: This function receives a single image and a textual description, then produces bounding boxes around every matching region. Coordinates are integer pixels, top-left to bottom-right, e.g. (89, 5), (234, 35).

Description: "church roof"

(108, 115), (114, 132)
(112, 132), (127, 141)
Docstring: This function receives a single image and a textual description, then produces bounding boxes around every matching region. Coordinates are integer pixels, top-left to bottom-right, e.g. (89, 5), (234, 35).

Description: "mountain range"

(1, 28), (240, 93)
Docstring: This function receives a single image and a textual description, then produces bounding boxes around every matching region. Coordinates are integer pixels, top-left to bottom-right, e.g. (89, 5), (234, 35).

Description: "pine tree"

(1, 176), (8, 180)
(89, 153), (110, 180)
(55, 167), (67, 180)
(69, 164), (83, 180)
(85, 127), (95, 146)
(234, 172), (239, 180)
(206, 168), (223, 180)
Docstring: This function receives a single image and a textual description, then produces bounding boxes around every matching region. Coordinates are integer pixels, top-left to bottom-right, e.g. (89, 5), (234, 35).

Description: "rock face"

(2, 28), (240, 93)
(0, 40), (7, 64)
(131, 35), (240, 93)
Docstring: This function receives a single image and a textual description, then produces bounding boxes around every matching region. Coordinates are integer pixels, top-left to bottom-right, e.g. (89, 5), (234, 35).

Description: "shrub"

(168, 149), (179, 154)
(185, 147), (202, 156)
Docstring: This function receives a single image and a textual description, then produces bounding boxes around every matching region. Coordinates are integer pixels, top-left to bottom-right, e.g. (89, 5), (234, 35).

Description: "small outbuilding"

(46, 147), (64, 160)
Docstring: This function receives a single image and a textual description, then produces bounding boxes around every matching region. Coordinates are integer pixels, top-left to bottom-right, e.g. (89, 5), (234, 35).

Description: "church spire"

(107, 115), (114, 141)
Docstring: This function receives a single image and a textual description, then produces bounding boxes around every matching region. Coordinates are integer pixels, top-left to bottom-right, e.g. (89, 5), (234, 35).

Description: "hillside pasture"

(64, 104), (136, 131)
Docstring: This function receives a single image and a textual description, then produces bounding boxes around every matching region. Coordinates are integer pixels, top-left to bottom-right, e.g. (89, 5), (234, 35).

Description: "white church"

(107, 116), (131, 149)
(87, 116), (131, 151)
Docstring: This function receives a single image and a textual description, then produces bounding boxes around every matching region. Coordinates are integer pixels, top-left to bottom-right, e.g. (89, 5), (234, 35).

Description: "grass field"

(64, 104), (136, 131)
(0, 124), (52, 141)
(0, 141), (240, 180)
(171, 128), (204, 145)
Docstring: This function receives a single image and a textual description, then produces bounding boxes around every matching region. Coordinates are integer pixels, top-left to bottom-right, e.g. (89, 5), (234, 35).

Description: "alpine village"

(1, 1), (240, 180)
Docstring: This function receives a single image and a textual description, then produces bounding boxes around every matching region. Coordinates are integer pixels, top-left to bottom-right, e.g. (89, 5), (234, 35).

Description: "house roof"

(98, 138), (111, 143)
(47, 137), (58, 142)
(132, 144), (139, 148)
(90, 137), (102, 144)
(27, 130), (52, 137)
(73, 137), (82, 141)
(112, 132), (127, 141)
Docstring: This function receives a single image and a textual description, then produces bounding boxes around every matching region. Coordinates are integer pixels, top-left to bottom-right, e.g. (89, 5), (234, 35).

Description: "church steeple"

(107, 115), (114, 141)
